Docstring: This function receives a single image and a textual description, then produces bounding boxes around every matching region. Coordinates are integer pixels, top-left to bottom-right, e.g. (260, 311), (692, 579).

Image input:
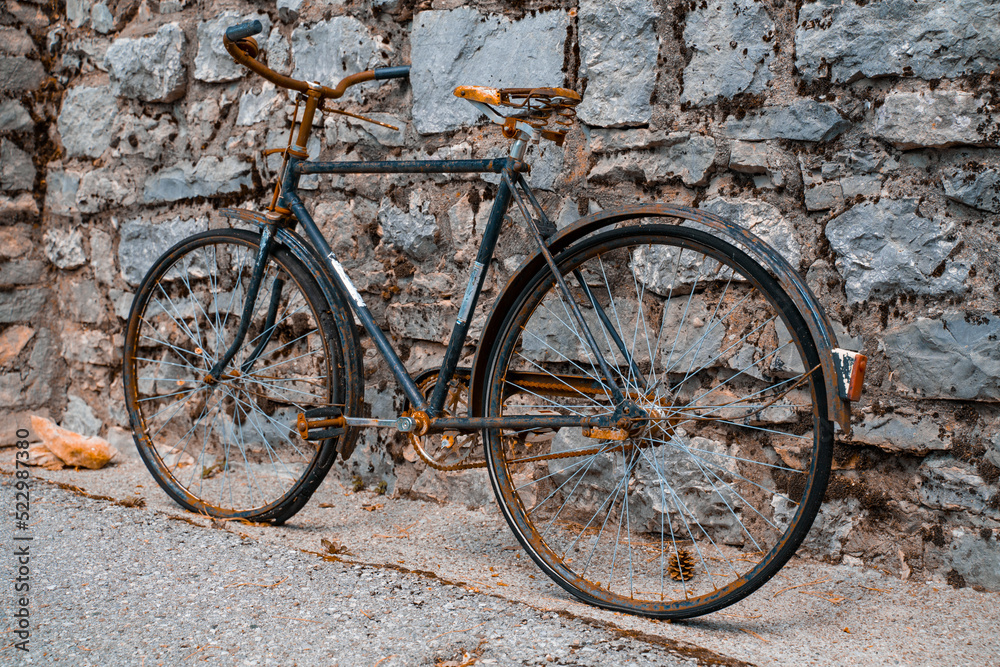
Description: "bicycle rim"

(484, 224), (833, 618)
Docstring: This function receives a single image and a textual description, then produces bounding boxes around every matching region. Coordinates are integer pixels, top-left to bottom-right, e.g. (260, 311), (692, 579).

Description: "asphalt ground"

(1, 454), (998, 666)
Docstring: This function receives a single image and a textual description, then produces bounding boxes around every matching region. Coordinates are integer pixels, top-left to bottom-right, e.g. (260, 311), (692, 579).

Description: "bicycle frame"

(286, 153), (512, 417)
(215, 143), (623, 434)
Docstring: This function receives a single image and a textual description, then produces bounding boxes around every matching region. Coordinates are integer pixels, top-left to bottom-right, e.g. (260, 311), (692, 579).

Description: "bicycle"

(122, 20), (868, 619)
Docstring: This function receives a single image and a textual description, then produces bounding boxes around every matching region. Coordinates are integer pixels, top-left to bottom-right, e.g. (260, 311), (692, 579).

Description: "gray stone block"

(728, 141), (769, 174)
(483, 140), (564, 191)
(195, 12), (272, 83)
(118, 216), (209, 286)
(106, 23), (187, 103)
(237, 83), (283, 126)
(884, 311), (1000, 401)
(804, 181), (844, 212)
(60, 278), (106, 324)
(681, 0), (774, 107)
(385, 302), (455, 344)
(378, 193), (437, 261)
(291, 17), (379, 102)
(587, 128), (670, 153)
(0, 289), (47, 323)
(0, 139), (35, 192)
(0, 56), (46, 92)
(919, 455), (994, 513)
(0, 27), (36, 56)
(576, 0), (658, 127)
(945, 527), (1000, 590)
(60, 323), (114, 366)
(43, 227), (86, 270)
(796, 0), (1000, 83)
(57, 86), (118, 159)
(265, 28), (290, 73)
(91, 3), (113, 33)
(589, 133), (717, 187)
(353, 113), (407, 148)
(77, 168), (135, 213)
(62, 394), (103, 436)
(840, 174), (882, 198)
(142, 156), (251, 204)
(44, 171), (81, 216)
(989, 432), (1000, 469)
(0, 194), (38, 219)
(66, 0), (89, 27)
(724, 101), (850, 142)
(89, 228), (115, 287)
(874, 92), (997, 149)
(851, 412), (951, 454)
(825, 198), (969, 303)
(0, 99), (33, 132)
(0, 260), (44, 287)
(943, 167), (1000, 213)
(700, 197), (802, 269)
(410, 8), (569, 134)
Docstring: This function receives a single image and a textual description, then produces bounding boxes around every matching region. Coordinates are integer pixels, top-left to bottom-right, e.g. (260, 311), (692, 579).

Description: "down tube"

(283, 191), (428, 411)
(427, 175), (514, 416)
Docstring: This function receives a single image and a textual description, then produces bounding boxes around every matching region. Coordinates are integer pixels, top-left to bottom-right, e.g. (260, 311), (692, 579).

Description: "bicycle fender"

(469, 203), (853, 436)
(273, 226), (366, 460)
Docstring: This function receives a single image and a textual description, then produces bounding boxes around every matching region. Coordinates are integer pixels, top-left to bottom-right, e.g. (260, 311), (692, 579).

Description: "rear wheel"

(122, 229), (343, 523)
(483, 223), (833, 618)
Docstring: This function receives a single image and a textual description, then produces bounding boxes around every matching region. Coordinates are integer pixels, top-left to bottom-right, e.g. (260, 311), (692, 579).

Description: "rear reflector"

(832, 348), (867, 402)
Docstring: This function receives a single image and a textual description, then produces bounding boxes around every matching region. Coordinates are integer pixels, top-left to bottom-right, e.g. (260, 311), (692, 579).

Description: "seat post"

(509, 136), (528, 160)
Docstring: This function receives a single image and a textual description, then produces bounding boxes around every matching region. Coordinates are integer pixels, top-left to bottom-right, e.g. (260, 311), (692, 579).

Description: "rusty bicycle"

(122, 20), (867, 619)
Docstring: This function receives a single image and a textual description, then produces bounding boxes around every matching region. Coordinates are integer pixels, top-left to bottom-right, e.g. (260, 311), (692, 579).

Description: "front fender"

(220, 208), (366, 459)
(468, 203), (853, 435)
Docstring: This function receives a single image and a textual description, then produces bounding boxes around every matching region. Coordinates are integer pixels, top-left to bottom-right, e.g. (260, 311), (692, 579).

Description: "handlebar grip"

(225, 20), (263, 42)
(373, 66), (411, 81)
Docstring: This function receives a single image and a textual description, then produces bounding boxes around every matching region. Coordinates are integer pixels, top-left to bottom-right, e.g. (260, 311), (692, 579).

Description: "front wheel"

(122, 229), (345, 523)
(483, 223), (833, 619)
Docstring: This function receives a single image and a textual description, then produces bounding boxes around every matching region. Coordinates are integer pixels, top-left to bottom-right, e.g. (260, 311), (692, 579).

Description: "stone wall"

(2, 0), (999, 588)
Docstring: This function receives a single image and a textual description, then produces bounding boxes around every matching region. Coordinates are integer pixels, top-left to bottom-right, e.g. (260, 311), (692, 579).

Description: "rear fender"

(468, 203), (853, 435)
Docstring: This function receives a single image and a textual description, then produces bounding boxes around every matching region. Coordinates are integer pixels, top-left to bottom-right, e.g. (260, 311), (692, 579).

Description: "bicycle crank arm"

(296, 410), (416, 440)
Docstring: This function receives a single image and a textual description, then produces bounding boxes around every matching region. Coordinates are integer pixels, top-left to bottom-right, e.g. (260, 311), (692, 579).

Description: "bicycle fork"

(204, 223), (283, 385)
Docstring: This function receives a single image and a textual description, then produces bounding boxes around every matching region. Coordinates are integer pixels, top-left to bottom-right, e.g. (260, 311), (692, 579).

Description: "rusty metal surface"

(273, 226), (365, 460)
(468, 203), (853, 435)
(296, 158), (504, 175)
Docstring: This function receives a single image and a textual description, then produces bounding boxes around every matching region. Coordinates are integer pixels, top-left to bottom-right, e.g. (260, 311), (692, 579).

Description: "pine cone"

(666, 547), (697, 581)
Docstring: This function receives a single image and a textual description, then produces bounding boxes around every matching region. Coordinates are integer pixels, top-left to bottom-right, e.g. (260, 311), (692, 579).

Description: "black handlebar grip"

(225, 20), (263, 42)
(373, 66), (411, 81)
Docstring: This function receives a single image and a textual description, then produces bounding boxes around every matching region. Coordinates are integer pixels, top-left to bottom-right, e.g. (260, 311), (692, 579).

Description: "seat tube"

(427, 162), (516, 415)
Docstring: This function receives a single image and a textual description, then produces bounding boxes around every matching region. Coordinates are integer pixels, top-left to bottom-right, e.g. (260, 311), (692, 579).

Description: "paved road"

(3, 457), (999, 666)
(0, 479), (724, 667)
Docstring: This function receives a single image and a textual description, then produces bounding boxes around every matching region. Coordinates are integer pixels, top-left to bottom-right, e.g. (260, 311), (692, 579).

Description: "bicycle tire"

(123, 228), (345, 523)
(483, 223), (833, 618)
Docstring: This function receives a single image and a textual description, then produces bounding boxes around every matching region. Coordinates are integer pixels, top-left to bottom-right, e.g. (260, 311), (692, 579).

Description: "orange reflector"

(832, 348), (867, 402)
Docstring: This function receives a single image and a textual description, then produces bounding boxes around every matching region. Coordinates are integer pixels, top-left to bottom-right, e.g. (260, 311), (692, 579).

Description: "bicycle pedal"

(297, 406), (346, 440)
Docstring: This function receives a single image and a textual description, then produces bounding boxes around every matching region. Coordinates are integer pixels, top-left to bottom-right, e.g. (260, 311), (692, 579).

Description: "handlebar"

(373, 66), (411, 81)
(223, 21), (408, 100)
(225, 19), (262, 42)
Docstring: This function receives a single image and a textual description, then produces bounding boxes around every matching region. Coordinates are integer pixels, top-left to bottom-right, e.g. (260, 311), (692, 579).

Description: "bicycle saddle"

(454, 85), (581, 145)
